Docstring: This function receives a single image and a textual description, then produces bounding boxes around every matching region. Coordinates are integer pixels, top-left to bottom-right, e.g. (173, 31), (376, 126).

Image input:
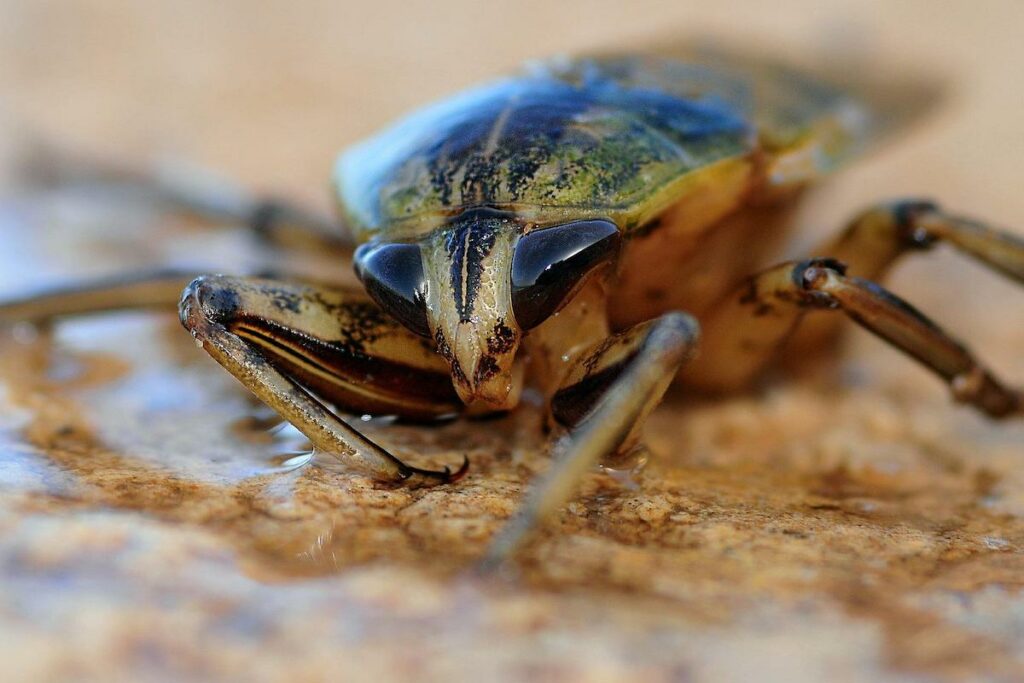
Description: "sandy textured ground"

(1, 1), (1023, 681)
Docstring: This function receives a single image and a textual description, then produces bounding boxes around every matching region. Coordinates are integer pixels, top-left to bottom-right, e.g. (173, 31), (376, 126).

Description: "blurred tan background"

(1, 0), (1021, 219)
(1, 2), (1023, 682)
(3, 0), (1023, 326)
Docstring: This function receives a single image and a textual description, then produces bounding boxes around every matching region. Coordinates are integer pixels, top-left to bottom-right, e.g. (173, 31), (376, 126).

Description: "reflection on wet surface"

(4, 1), (1024, 675)
(3, 186), (1024, 679)
(0, 207), (546, 575)
(0, 302), (504, 576)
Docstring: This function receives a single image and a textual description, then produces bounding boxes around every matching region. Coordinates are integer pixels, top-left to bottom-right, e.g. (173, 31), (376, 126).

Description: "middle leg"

(789, 200), (1024, 353)
(679, 259), (1021, 418)
(480, 312), (700, 569)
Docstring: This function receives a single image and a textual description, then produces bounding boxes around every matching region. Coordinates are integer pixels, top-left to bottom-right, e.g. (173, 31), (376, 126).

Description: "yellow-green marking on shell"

(335, 54), (871, 242)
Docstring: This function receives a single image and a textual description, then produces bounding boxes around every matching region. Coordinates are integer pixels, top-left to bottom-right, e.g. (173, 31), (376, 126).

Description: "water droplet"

(983, 536), (1011, 551)
(11, 322), (39, 345)
(267, 421), (290, 435)
(271, 451), (315, 471)
(46, 355), (83, 383)
(599, 448), (649, 490)
(311, 448), (362, 474)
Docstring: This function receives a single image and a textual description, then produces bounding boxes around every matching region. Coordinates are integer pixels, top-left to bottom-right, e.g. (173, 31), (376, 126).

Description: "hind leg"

(0, 267), (354, 325)
(21, 143), (350, 252)
(790, 200), (1024, 352)
(0, 270), (197, 324)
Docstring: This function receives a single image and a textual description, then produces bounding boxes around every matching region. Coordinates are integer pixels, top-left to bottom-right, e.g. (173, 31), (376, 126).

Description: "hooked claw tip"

(448, 455), (471, 483)
(402, 455), (470, 486)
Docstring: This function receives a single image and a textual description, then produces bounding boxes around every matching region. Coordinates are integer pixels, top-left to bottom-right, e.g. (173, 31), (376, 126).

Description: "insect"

(2, 50), (1022, 567)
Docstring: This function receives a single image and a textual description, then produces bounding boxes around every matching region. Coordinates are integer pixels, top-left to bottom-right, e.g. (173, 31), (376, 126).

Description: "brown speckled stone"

(1, 3), (1024, 681)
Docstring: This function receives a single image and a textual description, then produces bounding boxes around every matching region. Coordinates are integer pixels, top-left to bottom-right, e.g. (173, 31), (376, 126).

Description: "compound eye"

(511, 219), (620, 330)
(354, 242), (430, 337)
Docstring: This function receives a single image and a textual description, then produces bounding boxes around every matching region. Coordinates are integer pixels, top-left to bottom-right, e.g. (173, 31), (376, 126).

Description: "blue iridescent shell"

(335, 54), (870, 240)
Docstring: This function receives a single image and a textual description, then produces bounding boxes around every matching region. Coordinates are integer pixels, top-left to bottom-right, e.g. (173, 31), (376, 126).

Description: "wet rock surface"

(2, 186), (1023, 682)
(1, 3), (1024, 681)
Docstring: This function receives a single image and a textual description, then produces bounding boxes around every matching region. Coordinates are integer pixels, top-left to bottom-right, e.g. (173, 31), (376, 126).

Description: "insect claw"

(401, 455), (470, 487)
(448, 455), (471, 483)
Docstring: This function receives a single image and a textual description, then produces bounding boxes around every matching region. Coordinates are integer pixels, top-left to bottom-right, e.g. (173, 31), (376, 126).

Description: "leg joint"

(643, 311), (701, 365)
(793, 258), (847, 309)
(892, 199), (942, 248)
(179, 275), (242, 330)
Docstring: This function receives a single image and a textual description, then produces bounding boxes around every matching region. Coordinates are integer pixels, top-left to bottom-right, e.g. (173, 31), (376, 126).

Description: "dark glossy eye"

(354, 242), (430, 337)
(511, 219), (620, 330)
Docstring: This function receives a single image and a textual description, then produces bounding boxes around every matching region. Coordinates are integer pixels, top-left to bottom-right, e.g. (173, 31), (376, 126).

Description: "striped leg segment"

(0, 270), (468, 484)
(179, 276), (468, 484)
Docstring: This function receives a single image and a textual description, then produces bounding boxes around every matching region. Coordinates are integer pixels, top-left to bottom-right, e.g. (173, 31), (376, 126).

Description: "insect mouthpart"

(420, 212), (523, 407)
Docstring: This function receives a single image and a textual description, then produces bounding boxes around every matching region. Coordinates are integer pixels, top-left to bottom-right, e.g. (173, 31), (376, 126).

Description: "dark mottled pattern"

(442, 211), (504, 321)
(581, 334), (623, 375)
(233, 301), (387, 363)
(338, 56), (755, 233)
(551, 357), (632, 427)
(487, 320), (517, 355)
(266, 287), (304, 314)
(186, 278), (461, 418)
(193, 279), (242, 325)
(433, 328), (467, 387)
(336, 53), (867, 236)
(333, 301), (394, 353)
(472, 355), (500, 385)
(237, 321), (461, 416)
